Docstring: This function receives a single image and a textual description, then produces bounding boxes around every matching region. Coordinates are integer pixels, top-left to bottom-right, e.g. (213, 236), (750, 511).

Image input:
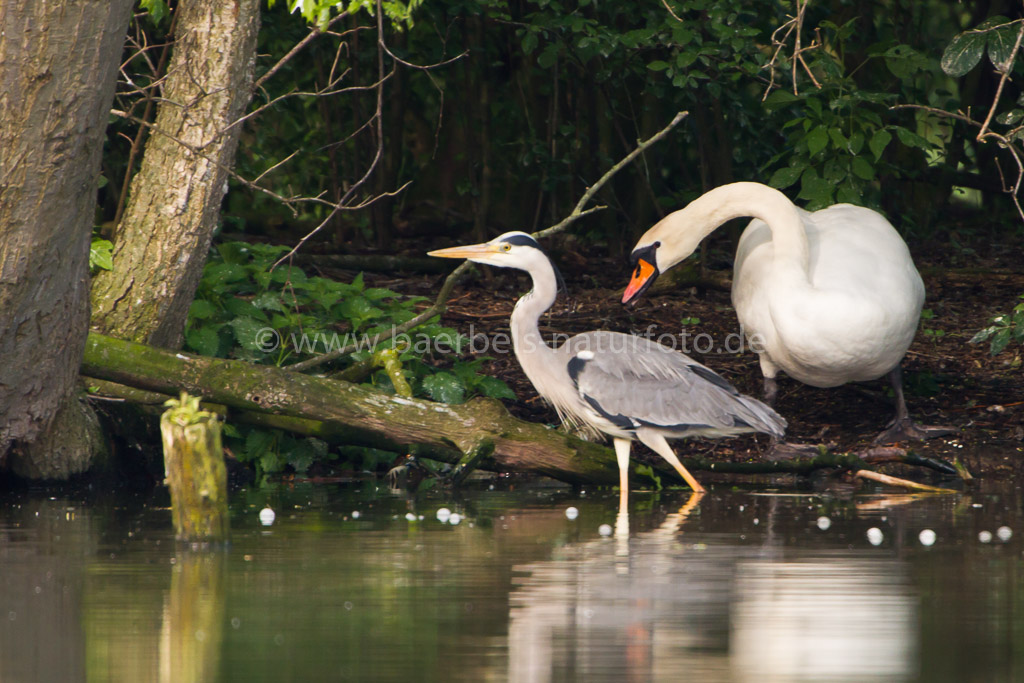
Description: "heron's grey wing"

(565, 332), (785, 437)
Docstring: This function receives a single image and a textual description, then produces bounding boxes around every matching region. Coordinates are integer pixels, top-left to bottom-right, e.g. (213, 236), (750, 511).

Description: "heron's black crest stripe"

(501, 233), (567, 295)
(689, 364), (739, 395)
(499, 233), (542, 249)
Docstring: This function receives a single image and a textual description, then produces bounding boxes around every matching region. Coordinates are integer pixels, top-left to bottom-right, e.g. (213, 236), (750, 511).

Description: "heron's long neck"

(509, 263), (559, 372)
(663, 182), (810, 280)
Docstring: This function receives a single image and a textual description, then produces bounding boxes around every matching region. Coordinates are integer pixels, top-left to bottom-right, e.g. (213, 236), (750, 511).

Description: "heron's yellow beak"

(427, 242), (500, 260)
(622, 258), (656, 303)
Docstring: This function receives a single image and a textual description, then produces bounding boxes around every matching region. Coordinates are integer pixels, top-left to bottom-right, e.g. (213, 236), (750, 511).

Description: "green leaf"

(987, 20), (1020, 70)
(224, 297), (269, 323)
(805, 127), (829, 157)
(188, 299), (218, 320)
(647, 60), (670, 72)
(230, 316), (267, 351)
(476, 376), (517, 400)
(991, 327), (1013, 355)
(797, 175), (834, 208)
(89, 238), (114, 271)
(851, 156), (875, 180)
(139, 0), (169, 24)
(421, 372), (466, 404)
(252, 292), (286, 312)
(828, 128), (848, 150)
(896, 126), (930, 150)
(869, 129), (892, 160)
(768, 165), (803, 189)
(941, 31), (986, 77)
(997, 109), (1024, 126)
(762, 89), (799, 110)
(186, 325), (222, 357)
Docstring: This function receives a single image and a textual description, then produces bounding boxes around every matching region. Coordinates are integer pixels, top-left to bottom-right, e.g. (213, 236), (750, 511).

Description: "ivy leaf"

(941, 31), (986, 77)
(421, 372), (466, 404)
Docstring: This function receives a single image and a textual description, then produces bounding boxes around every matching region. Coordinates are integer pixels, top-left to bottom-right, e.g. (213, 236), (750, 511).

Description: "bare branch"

(284, 111), (690, 373)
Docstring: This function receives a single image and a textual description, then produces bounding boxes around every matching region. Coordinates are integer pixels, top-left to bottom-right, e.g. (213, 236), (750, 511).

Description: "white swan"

(622, 182), (951, 446)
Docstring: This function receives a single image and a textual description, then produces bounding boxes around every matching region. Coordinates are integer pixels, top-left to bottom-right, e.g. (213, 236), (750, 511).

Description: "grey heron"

(622, 182), (953, 450)
(429, 231), (786, 505)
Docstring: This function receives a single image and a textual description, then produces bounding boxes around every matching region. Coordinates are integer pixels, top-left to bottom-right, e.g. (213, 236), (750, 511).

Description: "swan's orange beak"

(622, 258), (656, 304)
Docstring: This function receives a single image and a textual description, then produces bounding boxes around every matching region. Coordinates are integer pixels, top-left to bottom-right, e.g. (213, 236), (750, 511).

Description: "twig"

(976, 20), (1024, 141)
(853, 469), (958, 494)
(285, 111), (690, 373)
(254, 11), (352, 91)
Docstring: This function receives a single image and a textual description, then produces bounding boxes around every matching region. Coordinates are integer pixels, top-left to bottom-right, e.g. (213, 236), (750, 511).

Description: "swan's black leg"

(873, 366), (956, 444)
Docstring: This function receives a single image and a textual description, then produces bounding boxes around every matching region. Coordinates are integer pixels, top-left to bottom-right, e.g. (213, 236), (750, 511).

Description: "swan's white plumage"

(635, 183), (925, 390)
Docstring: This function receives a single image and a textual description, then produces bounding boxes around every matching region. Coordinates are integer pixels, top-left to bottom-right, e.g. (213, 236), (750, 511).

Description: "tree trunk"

(90, 0), (261, 349)
(0, 0), (132, 474)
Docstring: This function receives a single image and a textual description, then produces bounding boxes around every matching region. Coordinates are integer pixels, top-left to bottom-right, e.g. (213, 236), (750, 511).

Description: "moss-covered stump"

(160, 393), (229, 543)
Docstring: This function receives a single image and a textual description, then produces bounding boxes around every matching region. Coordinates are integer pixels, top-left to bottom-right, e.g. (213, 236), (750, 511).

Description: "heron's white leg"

(636, 431), (706, 494)
(613, 438), (632, 515)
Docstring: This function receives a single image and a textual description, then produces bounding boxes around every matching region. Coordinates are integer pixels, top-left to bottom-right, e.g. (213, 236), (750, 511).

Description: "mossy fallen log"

(82, 333), (623, 485)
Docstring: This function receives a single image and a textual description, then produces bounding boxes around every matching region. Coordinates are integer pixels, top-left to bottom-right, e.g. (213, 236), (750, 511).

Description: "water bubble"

(449, 513), (462, 525)
(998, 526), (1013, 541)
(231, 617), (241, 629)
(867, 527), (884, 546)
(979, 530), (993, 544)
(258, 507), (275, 526)
(404, 512), (417, 522)
(919, 529), (937, 546)
(436, 507), (452, 522)
(598, 524), (613, 536)
(565, 507), (579, 520)
(816, 516), (831, 531)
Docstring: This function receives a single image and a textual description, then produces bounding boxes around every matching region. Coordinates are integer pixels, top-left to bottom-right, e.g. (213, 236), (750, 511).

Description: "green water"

(1, 480), (1022, 682)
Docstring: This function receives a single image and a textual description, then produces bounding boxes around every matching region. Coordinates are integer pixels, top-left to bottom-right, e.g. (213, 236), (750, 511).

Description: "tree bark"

(91, 0), (261, 349)
(0, 0), (132, 473)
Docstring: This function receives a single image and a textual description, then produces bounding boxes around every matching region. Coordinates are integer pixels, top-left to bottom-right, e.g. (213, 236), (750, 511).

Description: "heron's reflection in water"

(508, 493), (917, 683)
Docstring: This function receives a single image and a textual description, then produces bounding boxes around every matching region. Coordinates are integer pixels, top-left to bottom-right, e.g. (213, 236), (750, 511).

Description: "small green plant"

(186, 241), (517, 476)
(919, 308), (946, 343)
(89, 236), (114, 274)
(970, 295), (1024, 355)
(680, 316), (701, 326)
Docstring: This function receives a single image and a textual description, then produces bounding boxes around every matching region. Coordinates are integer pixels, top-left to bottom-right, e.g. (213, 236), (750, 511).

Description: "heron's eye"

(501, 243), (511, 252)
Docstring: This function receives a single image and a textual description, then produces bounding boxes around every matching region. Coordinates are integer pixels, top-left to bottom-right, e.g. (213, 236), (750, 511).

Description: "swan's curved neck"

(657, 182), (810, 276)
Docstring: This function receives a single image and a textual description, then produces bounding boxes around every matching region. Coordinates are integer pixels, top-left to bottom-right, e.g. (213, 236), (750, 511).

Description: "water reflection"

(0, 483), (1022, 682)
(509, 492), (920, 682)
